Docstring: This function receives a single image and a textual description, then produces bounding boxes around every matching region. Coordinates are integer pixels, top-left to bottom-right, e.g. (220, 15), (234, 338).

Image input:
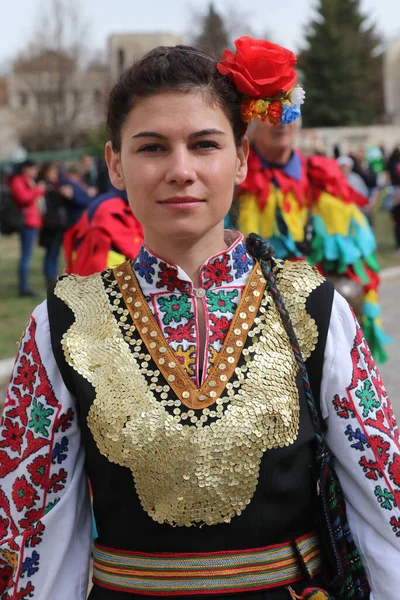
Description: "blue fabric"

(60, 177), (94, 227)
(255, 149), (303, 182)
(44, 230), (64, 282)
(313, 215), (376, 266)
(18, 226), (38, 292)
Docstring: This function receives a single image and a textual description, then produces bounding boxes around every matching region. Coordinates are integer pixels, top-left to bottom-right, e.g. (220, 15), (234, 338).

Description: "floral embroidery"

(202, 255), (233, 289)
(157, 263), (187, 292)
(28, 399), (54, 438)
(164, 321), (195, 344)
(133, 234), (253, 380)
(232, 244), (254, 277)
(206, 290), (239, 314)
(0, 316), (74, 596)
(210, 315), (231, 344)
(134, 247), (157, 284)
(158, 295), (192, 325)
(175, 345), (196, 376)
(0, 420), (25, 454)
(334, 313), (400, 536)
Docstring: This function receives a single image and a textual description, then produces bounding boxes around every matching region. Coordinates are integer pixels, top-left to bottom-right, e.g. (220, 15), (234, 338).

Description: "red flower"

(217, 37), (297, 99)
(389, 454), (400, 487)
(12, 476), (39, 512)
(267, 101), (283, 125)
(14, 355), (37, 394)
(202, 255), (233, 289)
(0, 419), (25, 453)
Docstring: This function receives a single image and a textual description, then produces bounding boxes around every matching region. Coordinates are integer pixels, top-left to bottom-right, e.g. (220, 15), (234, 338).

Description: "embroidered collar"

(132, 231), (255, 293)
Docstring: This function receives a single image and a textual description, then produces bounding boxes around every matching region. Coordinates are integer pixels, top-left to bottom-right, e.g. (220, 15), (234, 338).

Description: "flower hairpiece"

(217, 36), (305, 126)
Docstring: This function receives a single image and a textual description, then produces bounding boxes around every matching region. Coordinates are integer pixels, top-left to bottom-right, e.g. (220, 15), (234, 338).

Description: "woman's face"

(106, 91), (248, 246)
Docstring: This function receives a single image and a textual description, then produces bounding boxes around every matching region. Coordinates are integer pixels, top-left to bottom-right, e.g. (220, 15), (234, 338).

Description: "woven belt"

(93, 532), (321, 596)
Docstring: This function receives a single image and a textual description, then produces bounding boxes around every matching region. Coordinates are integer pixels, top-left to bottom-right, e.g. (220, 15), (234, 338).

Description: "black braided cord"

(245, 233), (370, 599)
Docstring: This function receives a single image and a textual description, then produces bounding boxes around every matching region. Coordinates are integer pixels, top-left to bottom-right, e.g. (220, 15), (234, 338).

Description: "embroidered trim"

(114, 262), (266, 410)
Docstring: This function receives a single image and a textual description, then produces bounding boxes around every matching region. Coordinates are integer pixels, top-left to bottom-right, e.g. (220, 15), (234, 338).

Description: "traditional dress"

(63, 190), (143, 276)
(236, 148), (391, 362)
(0, 232), (399, 600)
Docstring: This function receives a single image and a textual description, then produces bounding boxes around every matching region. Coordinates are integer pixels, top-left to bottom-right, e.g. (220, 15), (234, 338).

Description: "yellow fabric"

(312, 191), (366, 236)
(365, 289), (378, 305)
(106, 250), (126, 269)
(238, 186), (307, 241)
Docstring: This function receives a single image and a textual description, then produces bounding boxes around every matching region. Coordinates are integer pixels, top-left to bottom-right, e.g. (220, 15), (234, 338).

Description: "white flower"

(289, 86), (305, 105)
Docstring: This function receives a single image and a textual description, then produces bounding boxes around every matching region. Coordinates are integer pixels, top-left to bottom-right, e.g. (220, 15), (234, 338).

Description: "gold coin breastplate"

(56, 260), (322, 526)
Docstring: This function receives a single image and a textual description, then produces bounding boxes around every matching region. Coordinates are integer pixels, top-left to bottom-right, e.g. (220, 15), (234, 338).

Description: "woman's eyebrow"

(131, 129), (226, 140)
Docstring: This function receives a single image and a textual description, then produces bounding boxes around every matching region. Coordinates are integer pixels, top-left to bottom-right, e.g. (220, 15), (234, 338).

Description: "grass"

(0, 211), (399, 360)
(0, 235), (49, 360)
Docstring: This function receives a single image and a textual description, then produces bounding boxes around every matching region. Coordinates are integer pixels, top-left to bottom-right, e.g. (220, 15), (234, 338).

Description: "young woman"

(0, 38), (399, 600)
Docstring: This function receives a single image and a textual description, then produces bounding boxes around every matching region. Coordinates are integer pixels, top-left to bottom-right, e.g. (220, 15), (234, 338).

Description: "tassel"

(302, 588), (331, 600)
(287, 587), (331, 600)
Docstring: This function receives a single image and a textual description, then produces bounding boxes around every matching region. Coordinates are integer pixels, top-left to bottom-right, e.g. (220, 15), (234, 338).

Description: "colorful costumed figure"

(234, 109), (390, 362)
(63, 188), (143, 275)
(1, 37), (399, 600)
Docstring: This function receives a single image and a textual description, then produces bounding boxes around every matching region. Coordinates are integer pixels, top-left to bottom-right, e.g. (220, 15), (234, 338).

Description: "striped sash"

(93, 532), (321, 596)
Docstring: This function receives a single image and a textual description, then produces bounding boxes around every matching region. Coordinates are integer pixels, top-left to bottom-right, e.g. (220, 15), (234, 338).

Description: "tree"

(192, 3), (230, 59)
(10, 0), (107, 151)
(298, 0), (384, 127)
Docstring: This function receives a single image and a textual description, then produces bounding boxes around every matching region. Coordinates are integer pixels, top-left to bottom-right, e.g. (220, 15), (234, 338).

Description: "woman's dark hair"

(107, 45), (244, 151)
(37, 161), (57, 182)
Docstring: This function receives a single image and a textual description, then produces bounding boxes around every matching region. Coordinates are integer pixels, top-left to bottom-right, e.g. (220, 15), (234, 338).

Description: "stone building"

(7, 49), (109, 150)
(108, 32), (184, 80)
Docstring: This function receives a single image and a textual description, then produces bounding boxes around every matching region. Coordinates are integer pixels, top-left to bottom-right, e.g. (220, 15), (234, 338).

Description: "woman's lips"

(158, 196), (205, 208)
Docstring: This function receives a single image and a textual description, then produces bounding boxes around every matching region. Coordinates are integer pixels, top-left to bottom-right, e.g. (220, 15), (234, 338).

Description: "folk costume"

(1, 37), (400, 600)
(63, 189), (143, 276)
(0, 232), (400, 600)
(236, 150), (391, 362)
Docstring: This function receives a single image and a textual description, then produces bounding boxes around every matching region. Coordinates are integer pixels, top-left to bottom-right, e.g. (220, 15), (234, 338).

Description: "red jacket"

(10, 175), (44, 228)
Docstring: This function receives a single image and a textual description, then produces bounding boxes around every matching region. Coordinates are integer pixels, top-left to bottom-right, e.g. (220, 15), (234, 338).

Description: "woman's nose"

(165, 148), (197, 185)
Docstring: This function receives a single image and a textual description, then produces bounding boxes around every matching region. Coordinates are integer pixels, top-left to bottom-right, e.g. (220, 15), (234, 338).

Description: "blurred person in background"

(235, 118), (390, 362)
(37, 162), (71, 287)
(349, 146), (377, 196)
(388, 145), (400, 254)
(10, 159), (46, 297)
(337, 155), (369, 198)
(388, 144), (400, 187)
(64, 185), (143, 275)
(60, 164), (97, 230)
(80, 153), (110, 195)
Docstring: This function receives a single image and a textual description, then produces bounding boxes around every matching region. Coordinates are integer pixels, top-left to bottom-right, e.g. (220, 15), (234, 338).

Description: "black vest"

(47, 266), (334, 600)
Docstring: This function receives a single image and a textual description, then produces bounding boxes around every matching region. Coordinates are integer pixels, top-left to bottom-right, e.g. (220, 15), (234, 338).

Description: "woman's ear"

(105, 141), (126, 190)
(234, 136), (249, 186)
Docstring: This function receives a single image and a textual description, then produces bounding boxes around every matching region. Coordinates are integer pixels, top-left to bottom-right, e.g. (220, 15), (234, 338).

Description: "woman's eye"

(193, 140), (220, 150)
(138, 144), (165, 153)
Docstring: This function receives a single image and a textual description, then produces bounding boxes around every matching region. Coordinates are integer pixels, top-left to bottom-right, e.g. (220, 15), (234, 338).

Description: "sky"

(0, 0), (399, 69)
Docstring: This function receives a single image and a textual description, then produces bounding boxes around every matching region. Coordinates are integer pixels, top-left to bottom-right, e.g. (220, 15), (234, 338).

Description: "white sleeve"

(320, 291), (400, 600)
(0, 301), (92, 600)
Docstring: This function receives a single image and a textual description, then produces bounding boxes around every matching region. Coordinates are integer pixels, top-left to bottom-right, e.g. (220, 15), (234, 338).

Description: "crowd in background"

(1, 141), (400, 297)
(0, 155), (109, 296)
(335, 143), (400, 251)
